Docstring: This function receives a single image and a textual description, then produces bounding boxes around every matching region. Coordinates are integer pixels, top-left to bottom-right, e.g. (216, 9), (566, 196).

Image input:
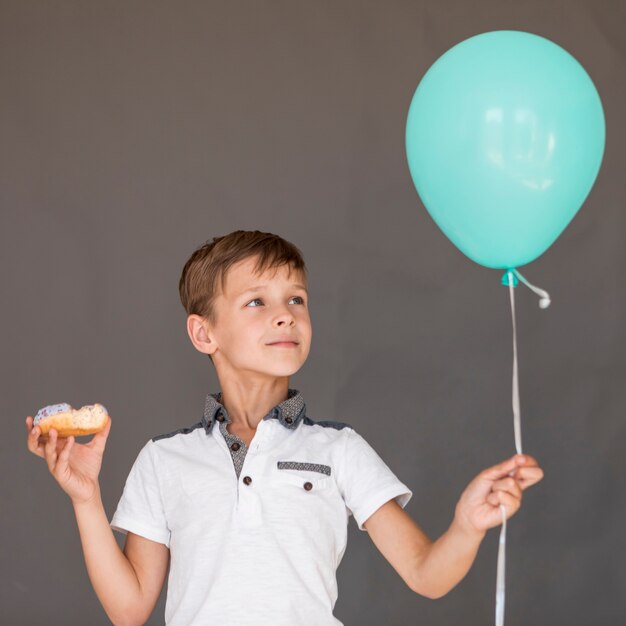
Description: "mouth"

(267, 341), (299, 347)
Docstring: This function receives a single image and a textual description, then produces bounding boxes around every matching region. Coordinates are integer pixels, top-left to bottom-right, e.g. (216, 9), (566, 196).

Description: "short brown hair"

(179, 230), (308, 328)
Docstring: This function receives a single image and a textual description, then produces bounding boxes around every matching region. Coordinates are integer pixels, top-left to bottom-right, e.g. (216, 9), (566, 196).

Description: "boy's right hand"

(25, 415), (112, 506)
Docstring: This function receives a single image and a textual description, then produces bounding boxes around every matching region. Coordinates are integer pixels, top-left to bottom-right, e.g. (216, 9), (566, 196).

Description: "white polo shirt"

(110, 389), (412, 626)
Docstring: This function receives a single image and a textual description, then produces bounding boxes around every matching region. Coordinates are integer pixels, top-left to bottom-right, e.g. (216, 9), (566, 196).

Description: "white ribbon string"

(512, 268), (551, 309)
(508, 272), (523, 457)
(496, 269), (550, 626)
(495, 270), (521, 626)
(496, 504), (507, 626)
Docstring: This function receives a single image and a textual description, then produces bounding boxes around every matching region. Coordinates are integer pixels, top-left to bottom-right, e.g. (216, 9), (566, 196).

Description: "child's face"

(208, 256), (312, 379)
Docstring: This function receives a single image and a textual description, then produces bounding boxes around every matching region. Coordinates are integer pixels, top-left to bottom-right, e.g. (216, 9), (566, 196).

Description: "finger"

(481, 455), (523, 481)
(55, 436), (74, 479)
(492, 477), (523, 499)
(487, 492), (500, 506)
(486, 491), (520, 515)
(27, 421), (46, 459)
(44, 429), (59, 473)
(518, 454), (539, 467)
(508, 455), (540, 478)
(493, 491), (521, 517)
(514, 466), (545, 489)
(26, 416), (36, 441)
(26, 416), (36, 445)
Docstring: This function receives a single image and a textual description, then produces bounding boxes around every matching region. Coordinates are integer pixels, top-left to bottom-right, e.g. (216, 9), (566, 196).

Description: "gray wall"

(3, 1), (624, 624)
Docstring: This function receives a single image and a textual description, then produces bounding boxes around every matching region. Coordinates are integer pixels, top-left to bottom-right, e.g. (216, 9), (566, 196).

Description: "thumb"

(481, 455), (521, 481)
(90, 416), (112, 451)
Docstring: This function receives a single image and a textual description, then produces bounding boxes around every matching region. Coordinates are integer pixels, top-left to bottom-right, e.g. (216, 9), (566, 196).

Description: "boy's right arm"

(26, 416), (169, 626)
(73, 493), (169, 626)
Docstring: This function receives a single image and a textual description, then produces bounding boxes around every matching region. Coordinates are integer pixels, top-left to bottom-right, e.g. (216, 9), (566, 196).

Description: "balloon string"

(496, 504), (507, 626)
(496, 269), (550, 626)
(508, 272), (523, 457)
(496, 270), (525, 626)
(512, 268), (551, 309)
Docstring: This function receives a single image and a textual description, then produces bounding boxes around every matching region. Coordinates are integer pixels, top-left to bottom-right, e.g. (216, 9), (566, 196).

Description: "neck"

(217, 376), (290, 430)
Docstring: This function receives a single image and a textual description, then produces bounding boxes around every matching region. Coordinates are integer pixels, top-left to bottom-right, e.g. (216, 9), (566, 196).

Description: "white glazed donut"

(33, 402), (109, 437)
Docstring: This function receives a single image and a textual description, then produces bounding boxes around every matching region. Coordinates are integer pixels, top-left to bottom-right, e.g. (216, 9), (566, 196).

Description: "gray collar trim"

(201, 388), (306, 433)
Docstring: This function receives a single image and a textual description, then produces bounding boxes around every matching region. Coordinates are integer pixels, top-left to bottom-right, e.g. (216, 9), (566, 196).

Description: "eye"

(246, 296), (305, 308)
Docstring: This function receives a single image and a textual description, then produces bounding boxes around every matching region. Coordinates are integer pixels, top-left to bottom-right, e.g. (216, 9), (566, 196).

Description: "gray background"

(2, 1), (624, 624)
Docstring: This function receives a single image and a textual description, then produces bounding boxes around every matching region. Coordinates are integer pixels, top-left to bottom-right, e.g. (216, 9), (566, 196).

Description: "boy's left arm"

(363, 453), (544, 599)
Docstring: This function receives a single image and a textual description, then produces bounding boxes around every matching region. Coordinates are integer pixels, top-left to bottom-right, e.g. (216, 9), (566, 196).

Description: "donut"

(33, 402), (109, 437)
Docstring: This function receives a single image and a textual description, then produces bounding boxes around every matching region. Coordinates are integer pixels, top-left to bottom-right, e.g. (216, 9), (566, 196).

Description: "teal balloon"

(405, 30), (605, 270)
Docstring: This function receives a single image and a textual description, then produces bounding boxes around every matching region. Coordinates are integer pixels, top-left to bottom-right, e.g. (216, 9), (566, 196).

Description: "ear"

(186, 314), (218, 356)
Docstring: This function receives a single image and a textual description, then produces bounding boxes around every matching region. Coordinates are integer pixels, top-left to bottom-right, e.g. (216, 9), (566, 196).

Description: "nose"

(274, 306), (295, 327)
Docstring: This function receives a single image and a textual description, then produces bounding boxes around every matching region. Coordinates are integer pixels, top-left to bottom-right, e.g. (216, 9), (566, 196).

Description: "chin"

(267, 365), (304, 377)
(261, 360), (306, 378)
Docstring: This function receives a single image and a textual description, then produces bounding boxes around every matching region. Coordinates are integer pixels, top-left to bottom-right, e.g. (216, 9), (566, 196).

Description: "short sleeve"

(337, 428), (413, 531)
(110, 440), (171, 547)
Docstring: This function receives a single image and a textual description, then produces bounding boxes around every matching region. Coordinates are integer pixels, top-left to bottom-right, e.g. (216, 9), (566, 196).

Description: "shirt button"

(216, 414), (225, 422)
(231, 442), (240, 451)
(303, 481), (313, 491)
(285, 416), (293, 424)
(243, 476), (252, 485)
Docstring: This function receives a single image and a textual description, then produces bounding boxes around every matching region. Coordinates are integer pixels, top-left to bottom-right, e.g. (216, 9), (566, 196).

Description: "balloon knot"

(501, 270), (518, 287)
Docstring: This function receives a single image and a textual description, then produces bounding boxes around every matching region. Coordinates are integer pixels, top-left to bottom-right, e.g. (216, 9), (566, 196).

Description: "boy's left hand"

(454, 454), (544, 535)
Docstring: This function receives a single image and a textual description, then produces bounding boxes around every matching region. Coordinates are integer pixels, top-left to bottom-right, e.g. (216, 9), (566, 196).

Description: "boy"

(26, 229), (544, 625)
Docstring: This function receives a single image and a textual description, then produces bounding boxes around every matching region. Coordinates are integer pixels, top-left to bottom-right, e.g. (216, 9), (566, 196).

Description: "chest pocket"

(276, 461), (332, 491)
(274, 469), (332, 491)
(268, 462), (335, 532)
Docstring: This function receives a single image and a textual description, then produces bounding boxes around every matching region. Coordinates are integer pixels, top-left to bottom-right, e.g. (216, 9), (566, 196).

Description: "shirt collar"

(201, 388), (306, 434)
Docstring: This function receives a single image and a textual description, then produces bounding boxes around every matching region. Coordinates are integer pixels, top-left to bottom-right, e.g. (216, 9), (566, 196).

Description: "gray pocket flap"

(277, 461), (331, 476)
